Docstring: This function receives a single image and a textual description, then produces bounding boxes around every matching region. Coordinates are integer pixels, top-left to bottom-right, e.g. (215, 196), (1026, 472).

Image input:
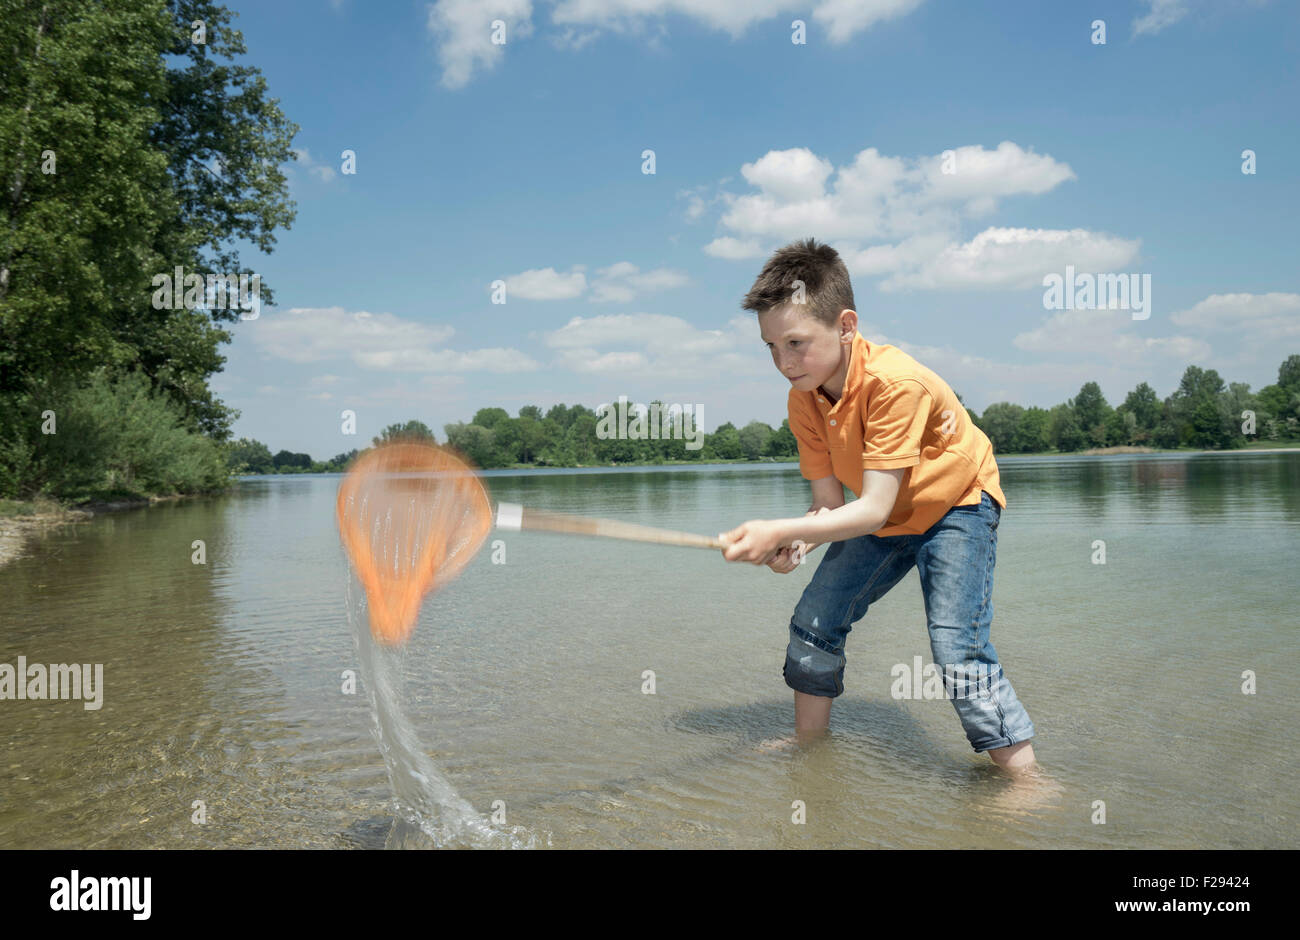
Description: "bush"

(13, 368), (230, 500)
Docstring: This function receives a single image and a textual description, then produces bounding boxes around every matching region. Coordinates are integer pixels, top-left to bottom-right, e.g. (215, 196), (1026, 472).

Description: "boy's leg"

(783, 532), (918, 730)
(914, 491), (1036, 765)
(794, 690), (832, 732)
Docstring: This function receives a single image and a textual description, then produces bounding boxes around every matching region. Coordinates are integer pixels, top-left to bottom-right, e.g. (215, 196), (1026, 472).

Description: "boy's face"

(757, 304), (853, 395)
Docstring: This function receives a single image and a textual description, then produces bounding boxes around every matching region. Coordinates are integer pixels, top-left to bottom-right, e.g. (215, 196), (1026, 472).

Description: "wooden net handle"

(495, 503), (724, 550)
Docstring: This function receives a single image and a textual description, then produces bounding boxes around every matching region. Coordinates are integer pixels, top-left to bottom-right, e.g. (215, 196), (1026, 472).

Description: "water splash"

(346, 577), (541, 849)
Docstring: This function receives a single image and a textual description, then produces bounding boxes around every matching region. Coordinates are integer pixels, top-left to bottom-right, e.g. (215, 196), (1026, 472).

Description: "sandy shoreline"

(0, 495), (187, 570)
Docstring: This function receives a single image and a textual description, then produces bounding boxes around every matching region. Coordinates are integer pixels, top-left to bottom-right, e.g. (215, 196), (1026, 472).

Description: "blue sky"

(211, 0), (1299, 458)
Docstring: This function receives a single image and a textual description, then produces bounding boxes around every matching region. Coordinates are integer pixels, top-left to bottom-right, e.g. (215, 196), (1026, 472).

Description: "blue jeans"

(783, 491), (1035, 753)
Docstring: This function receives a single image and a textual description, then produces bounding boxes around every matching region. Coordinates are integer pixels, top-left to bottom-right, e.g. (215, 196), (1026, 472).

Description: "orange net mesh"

(336, 441), (493, 646)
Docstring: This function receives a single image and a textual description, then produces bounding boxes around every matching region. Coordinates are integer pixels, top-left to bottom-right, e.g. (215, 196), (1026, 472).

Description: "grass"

(0, 496), (67, 518)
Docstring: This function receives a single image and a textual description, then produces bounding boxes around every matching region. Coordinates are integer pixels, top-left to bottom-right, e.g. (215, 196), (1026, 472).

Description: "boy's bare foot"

(755, 727), (828, 752)
(982, 764), (1064, 819)
(754, 735), (799, 752)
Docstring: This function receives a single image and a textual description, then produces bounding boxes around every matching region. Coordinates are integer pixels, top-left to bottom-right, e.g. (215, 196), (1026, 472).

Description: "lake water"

(2, 453), (1297, 848)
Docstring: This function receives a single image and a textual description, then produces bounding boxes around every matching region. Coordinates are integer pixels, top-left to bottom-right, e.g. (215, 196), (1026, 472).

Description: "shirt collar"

(820, 332), (866, 410)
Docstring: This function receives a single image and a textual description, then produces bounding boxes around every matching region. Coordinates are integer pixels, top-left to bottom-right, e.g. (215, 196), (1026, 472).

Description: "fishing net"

(336, 441), (493, 645)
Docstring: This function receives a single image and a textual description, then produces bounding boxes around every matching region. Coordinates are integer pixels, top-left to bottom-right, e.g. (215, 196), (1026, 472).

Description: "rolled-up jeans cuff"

(782, 622), (845, 697)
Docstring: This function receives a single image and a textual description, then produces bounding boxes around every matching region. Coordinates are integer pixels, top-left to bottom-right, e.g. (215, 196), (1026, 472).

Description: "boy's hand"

(718, 519), (788, 565)
(767, 507), (832, 572)
(766, 544), (807, 573)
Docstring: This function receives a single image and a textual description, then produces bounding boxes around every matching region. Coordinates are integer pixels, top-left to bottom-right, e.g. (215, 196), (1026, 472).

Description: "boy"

(718, 238), (1036, 771)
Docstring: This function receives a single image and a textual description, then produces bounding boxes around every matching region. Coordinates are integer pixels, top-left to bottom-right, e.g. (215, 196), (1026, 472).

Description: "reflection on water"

(346, 577), (541, 848)
(1, 453), (1297, 848)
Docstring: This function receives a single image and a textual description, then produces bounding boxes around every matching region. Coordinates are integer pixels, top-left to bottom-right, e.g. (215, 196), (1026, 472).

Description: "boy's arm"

(807, 474), (846, 513)
(786, 475), (848, 558)
(720, 469), (905, 565)
(786, 468), (905, 545)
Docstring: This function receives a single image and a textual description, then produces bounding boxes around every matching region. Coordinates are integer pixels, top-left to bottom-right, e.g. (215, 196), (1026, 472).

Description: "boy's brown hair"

(741, 237), (855, 328)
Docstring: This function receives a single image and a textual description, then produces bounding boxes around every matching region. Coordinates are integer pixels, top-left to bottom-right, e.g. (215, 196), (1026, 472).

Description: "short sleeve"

(861, 379), (931, 469)
(788, 391), (834, 480)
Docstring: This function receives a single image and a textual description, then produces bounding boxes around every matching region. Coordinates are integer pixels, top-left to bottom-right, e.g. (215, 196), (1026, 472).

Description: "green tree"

(544, 403), (572, 429)
(1, 0), (175, 396)
(443, 422), (497, 468)
(372, 420), (436, 447)
(1064, 382), (1112, 447)
(472, 407), (511, 431)
(765, 419), (798, 457)
(490, 417), (522, 465)
(564, 412), (598, 465)
(1012, 407), (1052, 453)
(1049, 404), (1085, 452)
(325, 449), (359, 471)
(142, 0), (297, 437)
(1255, 356), (1300, 439)
(707, 422), (743, 460)
(1278, 354), (1300, 393)
(1256, 383), (1299, 439)
(978, 402), (1024, 454)
(1104, 408), (1137, 446)
(738, 420), (773, 460)
(1167, 365), (1236, 449)
(227, 437), (273, 473)
(272, 449), (311, 470)
(517, 415), (547, 464)
(1122, 382), (1162, 431)
(592, 403), (636, 463)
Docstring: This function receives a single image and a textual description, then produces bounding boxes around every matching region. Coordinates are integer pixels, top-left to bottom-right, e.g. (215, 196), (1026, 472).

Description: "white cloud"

(251, 306), (539, 373)
(877, 336), (1099, 397)
(354, 373), (468, 405)
(1168, 292), (1300, 339)
(548, 0), (923, 42)
(914, 142), (1078, 206)
(716, 143), (1076, 244)
(1013, 307), (1212, 364)
(428, 0), (926, 88)
(426, 0), (535, 90)
(1133, 0), (1189, 36)
(354, 347), (540, 372)
(813, 0), (926, 43)
(679, 185), (728, 222)
(504, 261), (688, 302)
(542, 312), (768, 378)
(869, 227), (1142, 291)
(549, 24), (602, 50)
(589, 262), (690, 302)
(290, 148), (337, 183)
(1131, 0), (1274, 38)
(699, 143), (1148, 295)
(506, 266), (588, 300)
(843, 233), (951, 277)
(254, 307), (453, 363)
(703, 236), (765, 260)
(740, 148), (835, 203)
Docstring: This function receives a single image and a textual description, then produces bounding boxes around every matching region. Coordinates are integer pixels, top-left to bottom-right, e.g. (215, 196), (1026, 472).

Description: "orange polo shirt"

(788, 332), (1006, 537)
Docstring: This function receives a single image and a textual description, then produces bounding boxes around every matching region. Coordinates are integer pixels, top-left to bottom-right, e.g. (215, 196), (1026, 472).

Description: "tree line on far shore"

(227, 357), (1300, 476)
